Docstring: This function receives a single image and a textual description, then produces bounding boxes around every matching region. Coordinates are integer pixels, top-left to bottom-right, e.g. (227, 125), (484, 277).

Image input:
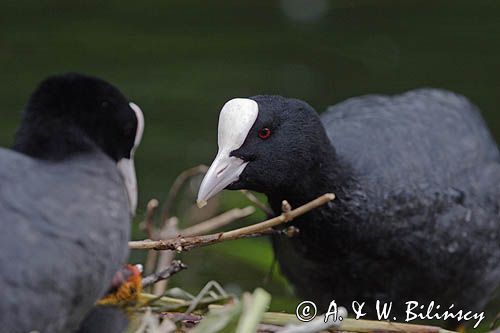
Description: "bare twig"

(139, 293), (231, 313)
(154, 217), (179, 295)
(281, 200), (291, 214)
(257, 324), (284, 333)
(491, 312), (500, 330)
(129, 193), (335, 251)
(144, 249), (159, 276)
(240, 190), (273, 215)
(140, 199), (159, 239)
(181, 206), (256, 237)
(161, 312), (203, 327)
(161, 165), (209, 223)
(141, 260), (187, 287)
(141, 199), (160, 276)
(135, 307), (177, 333)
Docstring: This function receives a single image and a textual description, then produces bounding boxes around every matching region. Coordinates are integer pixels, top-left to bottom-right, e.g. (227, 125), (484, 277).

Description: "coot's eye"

(258, 127), (271, 140)
(100, 100), (110, 109)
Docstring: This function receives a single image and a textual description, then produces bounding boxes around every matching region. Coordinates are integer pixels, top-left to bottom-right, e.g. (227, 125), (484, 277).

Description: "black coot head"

(13, 73), (145, 214)
(13, 73), (143, 162)
(197, 95), (329, 206)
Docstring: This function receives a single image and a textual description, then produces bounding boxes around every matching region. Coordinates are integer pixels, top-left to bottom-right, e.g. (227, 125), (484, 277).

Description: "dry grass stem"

(180, 206), (255, 237)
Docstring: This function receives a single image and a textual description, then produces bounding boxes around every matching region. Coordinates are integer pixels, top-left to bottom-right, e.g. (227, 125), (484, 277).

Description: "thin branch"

(141, 199), (161, 276)
(139, 205), (160, 278)
(140, 199), (159, 240)
(160, 165), (209, 223)
(490, 312), (500, 330)
(240, 190), (273, 215)
(257, 324), (284, 333)
(141, 260), (187, 287)
(138, 293), (231, 313)
(129, 193), (335, 251)
(154, 217), (179, 295)
(161, 312), (203, 326)
(281, 200), (292, 214)
(181, 206), (256, 237)
(144, 249), (159, 276)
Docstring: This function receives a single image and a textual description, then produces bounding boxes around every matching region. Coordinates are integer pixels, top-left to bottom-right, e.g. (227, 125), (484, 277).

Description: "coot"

(197, 89), (500, 320)
(0, 73), (144, 332)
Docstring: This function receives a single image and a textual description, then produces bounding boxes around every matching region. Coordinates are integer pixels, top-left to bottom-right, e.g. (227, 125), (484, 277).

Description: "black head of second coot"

(197, 91), (500, 324)
(13, 73), (144, 213)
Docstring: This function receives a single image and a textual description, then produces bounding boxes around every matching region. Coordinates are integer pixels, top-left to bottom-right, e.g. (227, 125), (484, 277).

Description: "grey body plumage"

(272, 89), (500, 315)
(0, 149), (130, 332)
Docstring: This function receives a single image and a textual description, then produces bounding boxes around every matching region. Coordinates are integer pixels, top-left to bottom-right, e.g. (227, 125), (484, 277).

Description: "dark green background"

(1, 0), (498, 320)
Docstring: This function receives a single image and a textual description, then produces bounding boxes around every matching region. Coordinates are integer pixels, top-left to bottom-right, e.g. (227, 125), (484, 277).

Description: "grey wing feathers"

(0, 149), (130, 332)
(321, 88), (500, 193)
(321, 89), (500, 308)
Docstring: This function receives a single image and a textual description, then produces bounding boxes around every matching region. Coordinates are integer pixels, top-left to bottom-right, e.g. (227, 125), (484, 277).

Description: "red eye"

(258, 127), (271, 140)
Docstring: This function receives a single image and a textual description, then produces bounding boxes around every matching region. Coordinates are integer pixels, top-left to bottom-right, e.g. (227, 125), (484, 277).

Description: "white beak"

(117, 158), (138, 214)
(197, 153), (248, 208)
(118, 102), (144, 215)
(196, 98), (258, 208)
